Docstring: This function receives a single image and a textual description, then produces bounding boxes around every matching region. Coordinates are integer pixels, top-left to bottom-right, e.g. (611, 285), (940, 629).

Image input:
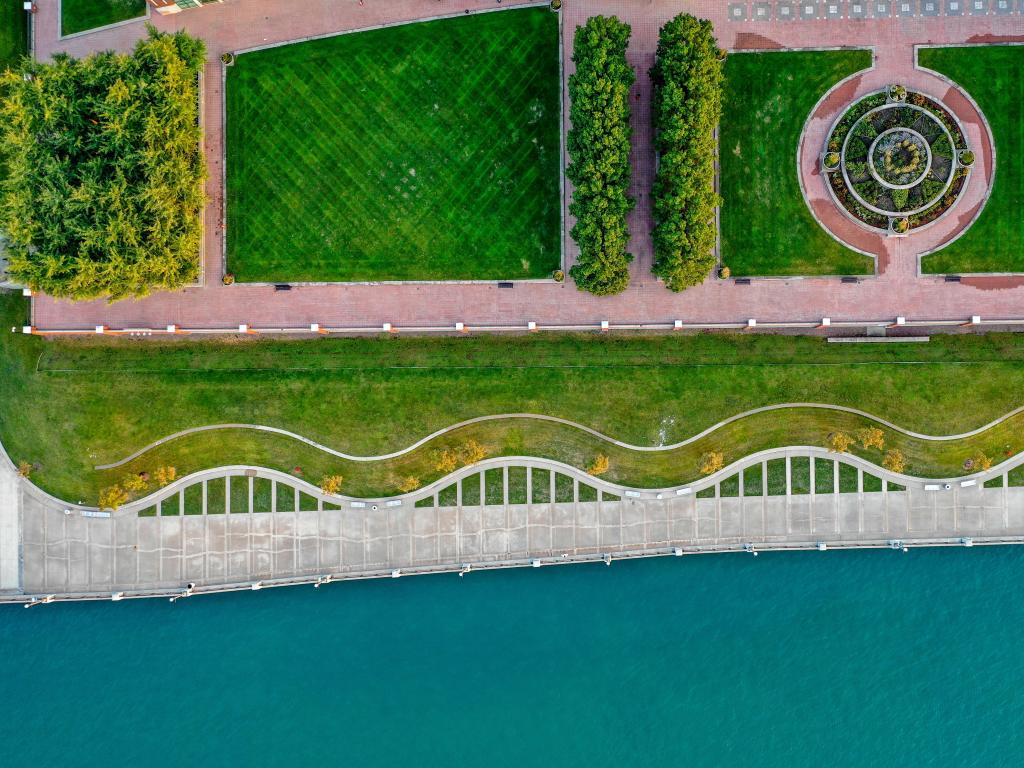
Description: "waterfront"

(1, 546), (1022, 766)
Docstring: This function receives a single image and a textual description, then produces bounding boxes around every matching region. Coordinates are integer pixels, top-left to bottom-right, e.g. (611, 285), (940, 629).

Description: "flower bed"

(822, 88), (971, 233)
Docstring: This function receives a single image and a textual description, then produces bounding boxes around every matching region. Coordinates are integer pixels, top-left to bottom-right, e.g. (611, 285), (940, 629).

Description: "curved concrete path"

(96, 402), (1024, 471)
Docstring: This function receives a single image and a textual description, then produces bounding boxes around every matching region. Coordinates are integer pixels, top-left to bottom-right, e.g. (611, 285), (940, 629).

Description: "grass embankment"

(720, 49), (874, 277)
(919, 46), (1024, 274)
(225, 7), (561, 282)
(6, 293), (1024, 502)
(61, 0), (146, 37)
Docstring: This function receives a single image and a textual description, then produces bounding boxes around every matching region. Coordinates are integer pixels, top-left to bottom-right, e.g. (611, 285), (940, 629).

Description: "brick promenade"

(27, 0), (1024, 331)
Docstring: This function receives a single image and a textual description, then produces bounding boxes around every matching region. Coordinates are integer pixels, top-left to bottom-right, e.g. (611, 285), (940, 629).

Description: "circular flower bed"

(822, 88), (972, 233)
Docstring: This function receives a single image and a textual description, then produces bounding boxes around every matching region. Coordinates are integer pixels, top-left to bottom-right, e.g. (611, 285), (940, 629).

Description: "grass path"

(720, 49), (874, 277)
(7, 292), (1024, 502)
(225, 7), (561, 282)
(919, 46), (1024, 274)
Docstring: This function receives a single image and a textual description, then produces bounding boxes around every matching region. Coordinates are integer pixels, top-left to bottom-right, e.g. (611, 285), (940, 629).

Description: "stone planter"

(888, 217), (910, 237)
(887, 84), (907, 103)
(957, 149), (976, 168)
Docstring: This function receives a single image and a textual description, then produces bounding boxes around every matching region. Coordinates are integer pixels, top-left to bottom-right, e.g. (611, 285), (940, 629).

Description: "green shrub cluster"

(0, 27), (207, 301)
(566, 16), (635, 296)
(649, 14), (723, 291)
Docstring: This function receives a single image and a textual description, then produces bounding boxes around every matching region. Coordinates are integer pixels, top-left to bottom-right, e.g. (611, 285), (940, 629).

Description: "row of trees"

(649, 15), (723, 291)
(566, 14), (724, 295)
(0, 27), (207, 301)
(566, 16), (635, 296)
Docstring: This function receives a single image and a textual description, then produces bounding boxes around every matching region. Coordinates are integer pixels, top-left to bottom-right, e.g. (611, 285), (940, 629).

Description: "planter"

(887, 84), (907, 102)
(958, 149), (976, 167)
(552, 269), (565, 283)
(222, 273), (235, 285)
(888, 217), (910, 237)
(550, 0), (561, 10)
(221, 52), (235, 66)
(718, 265), (731, 279)
(822, 151), (841, 172)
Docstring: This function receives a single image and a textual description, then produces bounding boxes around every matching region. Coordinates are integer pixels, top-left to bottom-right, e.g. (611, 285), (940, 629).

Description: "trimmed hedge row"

(649, 14), (723, 291)
(566, 16), (635, 296)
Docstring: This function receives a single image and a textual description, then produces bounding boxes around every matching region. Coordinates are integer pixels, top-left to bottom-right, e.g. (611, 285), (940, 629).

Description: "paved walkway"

(25, 1), (1024, 331)
(0, 441), (22, 591)
(8, 445), (1024, 602)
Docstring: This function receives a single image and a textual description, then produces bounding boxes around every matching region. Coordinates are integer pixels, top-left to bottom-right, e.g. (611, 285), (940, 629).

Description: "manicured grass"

(0, 0), (27, 72)
(815, 458), (834, 494)
(743, 464), (763, 497)
(225, 8), (561, 282)
(720, 50), (874, 276)
(8, 293), (1024, 503)
(61, 0), (146, 37)
(919, 46), (1024, 274)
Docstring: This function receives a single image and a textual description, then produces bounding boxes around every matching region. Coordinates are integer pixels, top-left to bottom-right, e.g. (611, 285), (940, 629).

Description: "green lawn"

(61, 0), (146, 37)
(919, 46), (1024, 274)
(720, 50), (874, 277)
(8, 292), (1024, 503)
(225, 8), (561, 283)
(0, 0), (27, 72)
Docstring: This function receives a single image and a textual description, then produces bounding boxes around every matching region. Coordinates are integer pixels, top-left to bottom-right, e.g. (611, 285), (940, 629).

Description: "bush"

(320, 475), (343, 495)
(222, 273), (235, 286)
(16, 460), (32, 478)
(153, 466), (177, 487)
(856, 427), (885, 450)
(99, 484), (129, 511)
(649, 14), (723, 291)
(121, 473), (149, 494)
(587, 454), (610, 476)
(882, 449), (906, 474)
(552, 269), (565, 282)
(891, 188), (909, 210)
(823, 151), (841, 169)
(434, 448), (459, 474)
(398, 476), (421, 493)
(698, 450), (724, 475)
(967, 451), (992, 472)
(0, 27), (207, 300)
(827, 431), (854, 453)
(959, 150), (975, 167)
(221, 52), (234, 65)
(460, 439), (487, 465)
(566, 16), (635, 295)
(718, 265), (731, 279)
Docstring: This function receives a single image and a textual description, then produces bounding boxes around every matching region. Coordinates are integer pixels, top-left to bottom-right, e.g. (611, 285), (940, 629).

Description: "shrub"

(153, 466), (177, 487)
(587, 454), (610, 476)
(320, 475), (344, 495)
(891, 188), (909, 210)
(566, 16), (635, 295)
(698, 450), (724, 475)
(16, 460), (32, 478)
(959, 150), (975, 167)
(827, 432), (854, 453)
(434, 448), (459, 474)
(891, 217), (909, 234)
(398, 476), (421, 493)
(460, 439), (488, 465)
(823, 151), (841, 169)
(98, 484), (129, 511)
(967, 451), (993, 472)
(552, 269), (565, 283)
(220, 52), (234, 65)
(222, 273), (235, 286)
(718, 265), (730, 279)
(649, 14), (723, 291)
(0, 28), (207, 300)
(550, 0), (561, 9)
(882, 449), (906, 474)
(856, 427), (885, 451)
(121, 473), (149, 494)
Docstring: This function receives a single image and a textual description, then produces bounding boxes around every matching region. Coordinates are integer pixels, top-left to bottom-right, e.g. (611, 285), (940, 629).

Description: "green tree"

(649, 14), (723, 291)
(0, 26), (207, 301)
(566, 16), (635, 296)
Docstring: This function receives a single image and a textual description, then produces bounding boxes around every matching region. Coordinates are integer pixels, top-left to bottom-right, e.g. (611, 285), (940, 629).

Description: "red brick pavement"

(27, 0), (1024, 331)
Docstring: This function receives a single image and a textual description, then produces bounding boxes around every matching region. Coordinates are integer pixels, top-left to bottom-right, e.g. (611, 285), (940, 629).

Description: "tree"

(827, 432), (854, 453)
(98, 484), (129, 511)
(856, 426), (885, 450)
(649, 14), (723, 291)
(566, 16), (635, 296)
(882, 449), (906, 474)
(699, 450), (724, 475)
(320, 475), (344, 495)
(587, 454), (610, 476)
(0, 27), (207, 300)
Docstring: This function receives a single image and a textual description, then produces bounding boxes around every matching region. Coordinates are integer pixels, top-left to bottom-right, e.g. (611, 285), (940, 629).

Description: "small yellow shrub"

(398, 476), (421, 493)
(882, 449), (906, 474)
(856, 427), (885, 451)
(434, 448), (459, 474)
(153, 466), (177, 487)
(98, 484), (129, 511)
(121, 473), (149, 494)
(320, 475), (344, 495)
(460, 439), (487, 465)
(587, 454), (610, 476)
(969, 452), (993, 472)
(699, 451), (724, 475)
(16, 461), (32, 478)
(827, 432), (854, 453)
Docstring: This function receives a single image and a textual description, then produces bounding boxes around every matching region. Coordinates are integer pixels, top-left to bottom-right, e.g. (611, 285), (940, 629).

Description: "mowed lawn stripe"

(225, 8), (561, 282)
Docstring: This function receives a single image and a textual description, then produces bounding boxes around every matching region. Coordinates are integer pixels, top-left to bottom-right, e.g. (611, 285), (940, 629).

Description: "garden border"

(220, 1), (565, 287)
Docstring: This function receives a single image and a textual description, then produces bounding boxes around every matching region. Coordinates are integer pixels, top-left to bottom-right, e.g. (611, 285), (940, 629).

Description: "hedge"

(566, 16), (635, 296)
(649, 14), (723, 291)
(0, 27), (207, 301)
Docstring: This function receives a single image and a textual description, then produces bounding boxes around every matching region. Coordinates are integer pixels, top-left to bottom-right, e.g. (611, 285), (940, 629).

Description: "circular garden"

(822, 86), (974, 235)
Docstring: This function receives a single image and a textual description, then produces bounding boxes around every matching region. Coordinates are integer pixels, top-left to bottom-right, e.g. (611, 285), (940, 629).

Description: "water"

(1, 547), (1021, 767)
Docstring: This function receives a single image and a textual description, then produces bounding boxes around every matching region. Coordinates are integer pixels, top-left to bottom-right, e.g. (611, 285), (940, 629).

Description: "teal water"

(2, 547), (1022, 766)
